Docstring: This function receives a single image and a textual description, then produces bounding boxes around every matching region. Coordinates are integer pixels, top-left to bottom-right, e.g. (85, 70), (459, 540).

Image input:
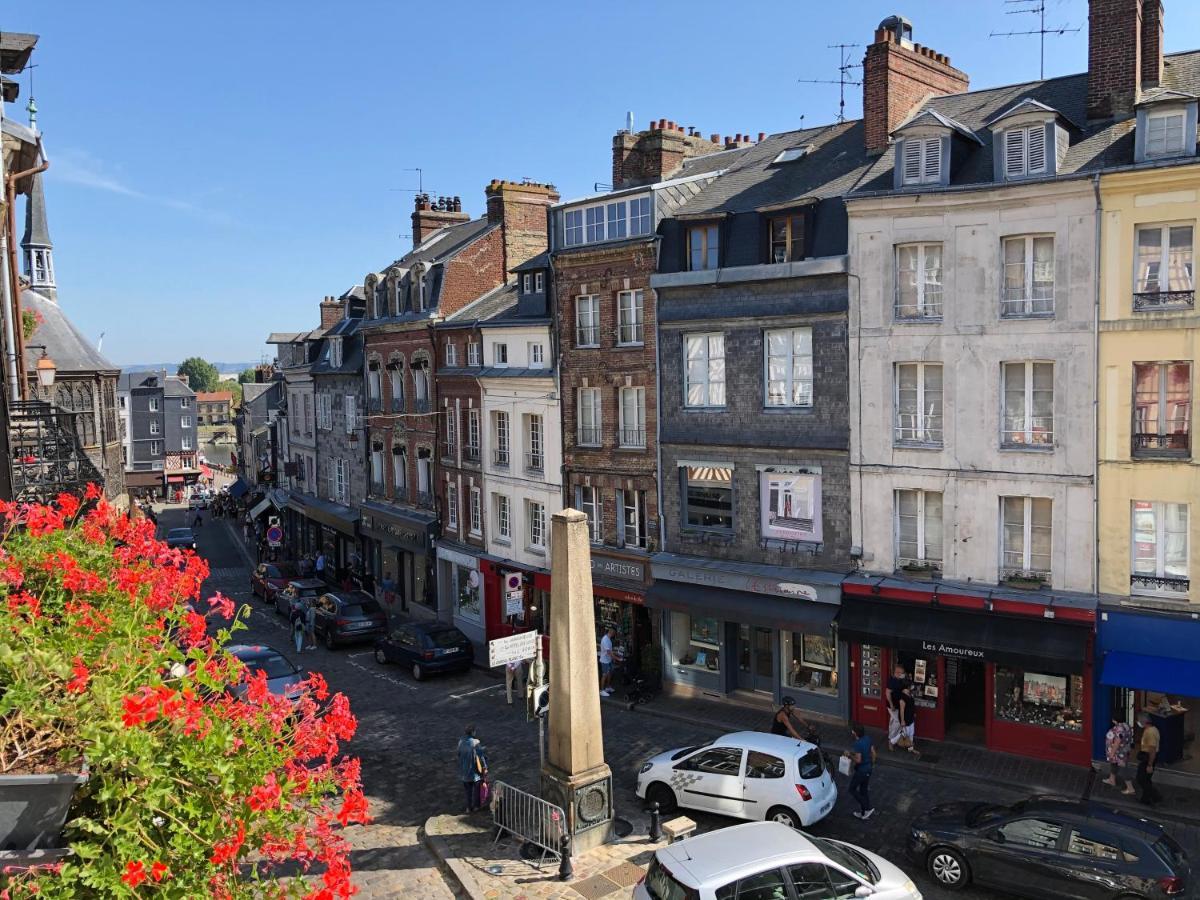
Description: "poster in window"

(800, 632), (835, 671)
(760, 469), (822, 542)
(1022, 672), (1066, 707)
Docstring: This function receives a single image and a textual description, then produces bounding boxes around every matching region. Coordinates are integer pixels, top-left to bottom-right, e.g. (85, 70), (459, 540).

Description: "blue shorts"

(600, 661), (612, 676)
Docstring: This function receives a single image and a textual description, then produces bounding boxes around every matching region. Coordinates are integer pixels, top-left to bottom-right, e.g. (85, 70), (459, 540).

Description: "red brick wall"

(862, 30), (969, 154)
(611, 124), (729, 189)
(1088, 0), (1144, 119)
(432, 324), (486, 550)
(1141, 0), (1163, 89)
(439, 229), (506, 316)
(484, 180), (558, 272)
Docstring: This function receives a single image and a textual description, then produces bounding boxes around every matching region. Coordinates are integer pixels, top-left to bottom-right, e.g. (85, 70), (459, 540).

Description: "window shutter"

(1005, 129), (1026, 177)
(922, 138), (941, 181)
(1026, 125), (1046, 173)
(903, 140), (921, 183)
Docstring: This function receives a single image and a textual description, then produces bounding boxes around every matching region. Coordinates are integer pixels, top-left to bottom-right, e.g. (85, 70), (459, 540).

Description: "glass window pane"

(1168, 225), (1194, 291)
(1137, 227), (1164, 292)
(924, 492), (944, 561)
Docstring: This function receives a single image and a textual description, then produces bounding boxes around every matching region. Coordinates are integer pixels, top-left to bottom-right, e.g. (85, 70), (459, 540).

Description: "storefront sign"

(360, 512), (427, 552)
(655, 563), (821, 603)
(921, 640), (986, 660)
(590, 555), (645, 584)
(488, 630), (538, 668)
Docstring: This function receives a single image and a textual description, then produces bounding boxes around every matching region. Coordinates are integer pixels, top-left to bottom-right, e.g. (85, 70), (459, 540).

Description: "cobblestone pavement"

(176, 507), (1199, 900)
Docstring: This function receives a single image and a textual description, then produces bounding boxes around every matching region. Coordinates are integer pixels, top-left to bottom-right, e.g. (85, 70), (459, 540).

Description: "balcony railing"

(1133, 290), (1195, 311)
(416, 490), (435, 511)
(368, 397), (382, 414)
(493, 448), (510, 468)
(894, 297), (943, 320)
(1131, 573), (1190, 596)
(464, 444), (481, 463)
(618, 427), (647, 448)
(393, 487), (408, 504)
(1001, 417), (1054, 449)
(525, 451), (544, 474)
(9, 400), (104, 503)
(577, 425), (602, 447)
(391, 397), (404, 413)
(1132, 432), (1190, 454)
(370, 479), (386, 496)
(1000, 293), (1054, 318)
(414, 398), (430, 414)
(1001, 567), (1050, 587)
(576, 325), (599, 347)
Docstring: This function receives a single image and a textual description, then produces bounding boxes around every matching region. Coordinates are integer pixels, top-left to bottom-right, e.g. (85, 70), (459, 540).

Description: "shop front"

(125, 470), (165, 500)
(358, 501), (437, 622)
(1095, 606), (1200, 780)
(840, 576), (1096, 767)
(286, 492), (359, 581)
(480, 558), (551, 654)
(646, 553), (846, 721)
(436, 542), (486, 650)
(591, 550), (657, 685)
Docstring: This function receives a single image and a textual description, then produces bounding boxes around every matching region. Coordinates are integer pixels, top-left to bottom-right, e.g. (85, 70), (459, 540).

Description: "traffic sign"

(488, 630), (538, 668)
(266, 525), (284, 546)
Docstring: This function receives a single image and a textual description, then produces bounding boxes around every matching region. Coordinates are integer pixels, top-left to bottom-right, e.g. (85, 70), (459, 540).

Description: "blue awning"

(1100, 650), (1200, 693)
(228, 477), (249, 499)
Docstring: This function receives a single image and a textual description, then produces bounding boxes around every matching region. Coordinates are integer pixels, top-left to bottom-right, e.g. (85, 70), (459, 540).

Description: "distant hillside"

(122, 362), (259, 375)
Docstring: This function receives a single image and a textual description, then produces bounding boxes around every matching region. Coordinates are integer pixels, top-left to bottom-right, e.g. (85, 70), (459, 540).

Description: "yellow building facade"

(1098, 164), (1200, 606)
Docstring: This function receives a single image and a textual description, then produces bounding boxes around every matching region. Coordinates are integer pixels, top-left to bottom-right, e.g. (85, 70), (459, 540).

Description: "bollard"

(558, 833), (573, 881)
(648, 801), (662, 842)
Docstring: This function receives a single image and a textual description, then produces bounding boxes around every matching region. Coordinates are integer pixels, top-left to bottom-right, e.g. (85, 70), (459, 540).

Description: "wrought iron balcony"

(416, 490), (435, 511)
(1131, 573), (1190, 595)
(392, 487), (408, 504)
(368, 397), (382, 414)
(1134, 290), (1195, 311)
(525, 451), (544, 474)
(414, 398), (430, 414)
(463, 445), (481, 463)
(390, 397), (404, 413)
(1132, 432), (1190, 454)
(577, 426), (602, 447)
(370, 479), (386, 497)
(9, 400), (104, 503)
(618, 427), (647, 449)
(493, 448), (510, 468)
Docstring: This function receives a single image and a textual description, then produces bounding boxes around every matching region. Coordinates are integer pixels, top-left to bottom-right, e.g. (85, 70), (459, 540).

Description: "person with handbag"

(842, 723), (876, 820)
(457, 725), (484, 813)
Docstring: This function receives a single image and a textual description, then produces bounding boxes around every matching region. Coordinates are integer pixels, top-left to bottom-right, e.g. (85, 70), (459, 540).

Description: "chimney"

(411, 193), (470, 248)
(319, 295), (346, 329)
(1087, 0), (1145, 119)
(1141, 0), (1164, 90)
(612, 119), (732, 189)
(862, 15), (969, 155)
(484, 179), (561, 272)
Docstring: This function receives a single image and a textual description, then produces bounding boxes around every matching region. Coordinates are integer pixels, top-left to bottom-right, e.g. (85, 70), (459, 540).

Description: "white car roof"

(713, 731), (817, 755)
(659, 822), (819, 886)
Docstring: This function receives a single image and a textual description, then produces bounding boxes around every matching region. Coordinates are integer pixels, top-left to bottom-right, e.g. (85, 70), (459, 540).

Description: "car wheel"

(324, 630), (336, 650)
(644, 782), (677, 814)
(766, 806), (802, 829)
(374, 648), (388, 665)
(411, 663), (425, 681)
(927, 847), (970, 890)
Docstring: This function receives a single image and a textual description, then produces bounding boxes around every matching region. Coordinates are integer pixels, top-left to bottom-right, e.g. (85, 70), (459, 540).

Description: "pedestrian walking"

(1135, 712), (1163, 806)
(457, 725), (484, 813)
(193, 509), (203, 529)
(770, 696), (809, 740)
(885, 664), (906, 751)
(1104, 715), (1136, 795)
(315, 551), (326, 580)
(505, 658), (526, 706)
(291, 603), (305, 654)
(843, 723), (876, 820)
(304, 598), (317, 650)
(897, 683), (920, 757)
(242, 521), (251, 544)
(599, 626), (616, 697)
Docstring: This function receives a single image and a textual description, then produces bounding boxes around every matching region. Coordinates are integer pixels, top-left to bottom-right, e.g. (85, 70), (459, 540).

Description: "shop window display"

(595, 597), (632, 662)
(994, 666), (1083, 732)
(454, 565), (481, 622)
(782, 630), (838, 696)
(895, 651), (940, 709)
(671, 612), (721, 674)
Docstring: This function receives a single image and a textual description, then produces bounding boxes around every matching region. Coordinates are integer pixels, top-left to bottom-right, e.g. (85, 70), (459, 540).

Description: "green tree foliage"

(238, 368), (257, 384)
(177, 357), (220, 393)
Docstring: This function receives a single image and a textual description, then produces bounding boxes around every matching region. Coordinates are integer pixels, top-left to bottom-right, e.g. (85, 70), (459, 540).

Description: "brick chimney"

(612, 119), (735, 189)
(1087, 0), (1146, 119)
(319, 295), (346, 329)
(484, 179), (560, 272)
(411, 194), (470, 248)
(862, 15), (969, 155)
(1141, 0), (1164, 90)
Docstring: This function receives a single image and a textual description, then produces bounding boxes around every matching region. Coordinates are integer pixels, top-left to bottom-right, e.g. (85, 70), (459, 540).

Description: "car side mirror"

(854, 887), (872, 898)
(990, 829), (1006, 844)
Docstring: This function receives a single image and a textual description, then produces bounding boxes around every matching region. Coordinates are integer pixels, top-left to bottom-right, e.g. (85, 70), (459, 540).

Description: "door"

(741, 749), (788, 820)
(737, 626), (775, 694)
(972, 817), (1066, 897)
(945, 658), (986, 742)
(670, 746), (746, 817)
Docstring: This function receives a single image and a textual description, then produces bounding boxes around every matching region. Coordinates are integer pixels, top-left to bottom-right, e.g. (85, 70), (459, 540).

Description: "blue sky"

(10, 1), (1200, 366)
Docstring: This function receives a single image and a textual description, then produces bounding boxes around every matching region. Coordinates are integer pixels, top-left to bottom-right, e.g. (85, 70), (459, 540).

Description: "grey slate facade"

(118, 372), (167, 491)
(312, 313), (367, 512)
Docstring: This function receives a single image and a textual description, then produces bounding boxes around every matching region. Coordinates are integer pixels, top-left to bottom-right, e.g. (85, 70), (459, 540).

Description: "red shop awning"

(166, 475), (185, 484)
(200, 465), (213, 479)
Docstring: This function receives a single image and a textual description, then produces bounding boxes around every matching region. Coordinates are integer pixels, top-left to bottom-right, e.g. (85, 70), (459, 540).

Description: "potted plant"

(1003, 571), (1047, 590)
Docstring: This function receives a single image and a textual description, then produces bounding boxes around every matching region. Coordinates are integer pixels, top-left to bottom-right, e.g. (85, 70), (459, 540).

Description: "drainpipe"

(4, 142), (49, 402)
(1092, 174), (1102, 597)
(653, 242), (665, 552)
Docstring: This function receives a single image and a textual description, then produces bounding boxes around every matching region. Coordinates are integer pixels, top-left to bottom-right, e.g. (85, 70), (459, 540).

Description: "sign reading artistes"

(759, 466), (822, 544)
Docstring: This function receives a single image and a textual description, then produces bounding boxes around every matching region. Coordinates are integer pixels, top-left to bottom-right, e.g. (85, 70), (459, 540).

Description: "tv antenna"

(990, 0), (1079, 79)
(798, 44), (862, 124)
(388, 167), (427, 195)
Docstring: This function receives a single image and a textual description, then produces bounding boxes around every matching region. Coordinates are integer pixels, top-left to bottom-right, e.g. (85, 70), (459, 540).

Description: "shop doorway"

(945, 658), (986, 744)
(736, 625), (775, 694)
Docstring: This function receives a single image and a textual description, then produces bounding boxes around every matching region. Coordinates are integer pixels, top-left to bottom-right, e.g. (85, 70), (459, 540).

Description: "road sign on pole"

(487, 630), (538, 668)
(266, 525), (283, 547)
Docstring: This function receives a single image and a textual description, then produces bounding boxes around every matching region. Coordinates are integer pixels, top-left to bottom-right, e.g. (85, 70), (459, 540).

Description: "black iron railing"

(1134, 290), (1195, 311)
(9, 400), (103, 502)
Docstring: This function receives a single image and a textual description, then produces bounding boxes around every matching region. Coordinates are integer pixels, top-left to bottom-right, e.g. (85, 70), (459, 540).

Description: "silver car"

(227, 645), (306, 701)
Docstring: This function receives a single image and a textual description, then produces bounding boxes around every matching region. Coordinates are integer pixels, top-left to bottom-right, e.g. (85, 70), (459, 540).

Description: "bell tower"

(22, 172), (55, 302)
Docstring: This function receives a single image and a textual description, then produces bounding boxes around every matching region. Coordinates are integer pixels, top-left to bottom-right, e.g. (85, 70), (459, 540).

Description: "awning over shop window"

(287, 494), (358, 537)
(836, 598), (1089, 672)
(645, 579), (838, 633)
(1100, 651), (1200, 693)
(249, 497), (272, 519)
(228, 477), (249, 499)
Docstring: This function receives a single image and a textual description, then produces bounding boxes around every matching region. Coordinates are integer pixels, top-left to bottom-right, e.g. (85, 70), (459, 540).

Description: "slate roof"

(310, 317), (364, 376)
(437, 282), (518, 327)
(387, 217), (495, 271)
(196, 391), (233, 402)
(118, 371), (166, 392)
(483, 301), (551, 327)
(677, 145), (754, 178)
(242, 383), (276, 404)
(512, 251), (549, 273)
(164, 377), (194, 398)
(22, 172), (51, 248)
(20, 288), (117, 374)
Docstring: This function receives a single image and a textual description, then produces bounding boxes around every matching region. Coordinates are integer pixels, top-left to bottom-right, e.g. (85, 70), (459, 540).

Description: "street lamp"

(26, 345), (57, 388)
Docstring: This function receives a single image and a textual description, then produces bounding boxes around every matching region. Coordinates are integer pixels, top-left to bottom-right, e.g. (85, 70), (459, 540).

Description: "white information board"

(488, 630), (539, 668)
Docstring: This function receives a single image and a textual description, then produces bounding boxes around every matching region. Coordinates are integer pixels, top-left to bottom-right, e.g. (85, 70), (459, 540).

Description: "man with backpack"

(457, 725), (485, 813)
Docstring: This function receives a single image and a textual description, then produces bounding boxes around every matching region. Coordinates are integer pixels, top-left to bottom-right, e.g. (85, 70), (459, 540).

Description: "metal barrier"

(490, 781), (566, 869)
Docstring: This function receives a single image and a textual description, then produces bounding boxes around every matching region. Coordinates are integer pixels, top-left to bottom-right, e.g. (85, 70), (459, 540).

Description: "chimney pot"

(758, 131), (766, 141)
(710, 133), (720, 143)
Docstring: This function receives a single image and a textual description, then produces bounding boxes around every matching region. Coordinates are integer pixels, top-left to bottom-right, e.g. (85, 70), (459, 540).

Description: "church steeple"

(22, 172), (55, 302)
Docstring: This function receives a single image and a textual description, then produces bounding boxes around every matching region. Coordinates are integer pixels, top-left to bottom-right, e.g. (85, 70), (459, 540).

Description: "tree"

(238, 368), (257, 384)
(228, 381), (244, 409)
(177, 357), (220, 393)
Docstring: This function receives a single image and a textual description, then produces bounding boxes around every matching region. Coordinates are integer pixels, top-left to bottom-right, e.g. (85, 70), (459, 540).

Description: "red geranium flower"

(121, 860), (147, 887)
(66, 657), (89, 693)
(150, 861), (170, 882)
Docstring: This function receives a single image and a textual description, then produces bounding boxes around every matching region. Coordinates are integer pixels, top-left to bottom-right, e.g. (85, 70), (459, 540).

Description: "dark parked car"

(227, 645), (306, 701)
(274, 579), (326, 618)
(374, 622), (474, 681)
(165, 527), (196, 551)
(908, 796), (1191, 898)
(312, 592), (387, 649)
(250, 562), (298, 602)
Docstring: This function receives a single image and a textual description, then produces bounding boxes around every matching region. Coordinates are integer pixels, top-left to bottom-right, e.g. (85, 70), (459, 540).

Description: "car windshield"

(242, 653), (298, 679)
(669, 742), (712, 762)
(167, 529), (192, 540)
(267, 565), (296, 579)
(966, 804), (1008, 827)
(1152, 835), (1187, 871)
(341, 600), (382, 618)
(797, 747), (824, 780)
(643, 857), (699, 900)
(812, 837), (879, 885)
(428, 629), (464, 648)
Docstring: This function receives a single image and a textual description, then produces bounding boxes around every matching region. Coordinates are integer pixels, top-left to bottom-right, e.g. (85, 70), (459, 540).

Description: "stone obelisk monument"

(540, 509), (613, 853)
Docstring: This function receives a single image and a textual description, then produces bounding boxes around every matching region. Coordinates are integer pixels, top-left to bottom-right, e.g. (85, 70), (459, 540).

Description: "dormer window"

(1146, 111), (1186, 158)
(329, 338), (342, 369)
(901, 137), (942, 186)
(535, 272), (544, 293)
(1003, 125), (1047, 179)
(522, 274), (532, 293)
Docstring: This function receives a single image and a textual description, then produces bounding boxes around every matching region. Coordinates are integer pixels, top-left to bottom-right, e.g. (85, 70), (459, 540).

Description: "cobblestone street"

(180, 508), (1199, 900)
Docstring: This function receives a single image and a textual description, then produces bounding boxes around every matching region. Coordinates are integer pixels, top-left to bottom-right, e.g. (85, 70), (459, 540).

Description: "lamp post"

(25, 344), (57, 391)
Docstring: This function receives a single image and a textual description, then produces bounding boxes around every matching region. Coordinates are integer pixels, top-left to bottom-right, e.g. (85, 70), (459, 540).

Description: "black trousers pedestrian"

(1136, 752), (1162, 804)
(463, 780), (480, 812)
(849, 769), (872, 813)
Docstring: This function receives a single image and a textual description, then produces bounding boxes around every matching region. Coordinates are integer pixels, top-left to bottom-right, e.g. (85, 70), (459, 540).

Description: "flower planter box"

(0, 771), (87, 853)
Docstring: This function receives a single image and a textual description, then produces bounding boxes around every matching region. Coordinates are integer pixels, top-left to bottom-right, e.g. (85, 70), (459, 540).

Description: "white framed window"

(370, 447), (383, 488)
(535, 272), (545, 292)
(578, 387), (601, 446)
(445, 407), (457, 454)
(527, 501), (546, 549)
(1133, 361), (1192, 453)
(629, 196), (652, 236)
(329, 337), (342, 369)
(388, 365), (402, 410)
(181, 435), (193, 451)
(392, 449), (407, 494)
(469, 487), (482, 535)
(528, 343), (545, 367)
(368, 365), (382, 402)
(417, 452), (431, 495)
(344, 395), (357, 434)
(576, 296), (600, 347)
(1131, 501), (1189, 597)
(619, 387), (646, 448)
(1146, 111), (1186, 158)
(685, 333), (725, 407)
(149, 397), (159, 412)
(617, 290), (644, 345)
(179, 397), (190, 408)
(526, 414), (544, 472)
(466, 408), (481, 459)
(564, 197), (651, 246)
(1003, 124), (1047, 178)
(445, 343), (458, 367)
(1001, 496), (1052, 578)
(1134, 223), (1194, 304)
(315, 394), (329, 430)
(493, 411), (510, 466)
(576, 485), (600, 543)
(150, 441), (160, 455)
(895, 363), (943, 445)
(493, 343), (508, 367)
(586, 206), (605, 243)
(522, 274), (532, 293)
(896, 489), (943, 566)
(149, 420), (160, 435)
(1002, 361), (1054, 448)
(180, 416), (192, 429)
(447, 482), (459, 530)
(896, 243), (943, 319)
(495, 494), (511, 540)
(901, 136), (942, 185)
(764, 327), (813, 407)
(412, 362), (430, 402)
(334, 458), (347, 504)
(467, 342), (481, 366)
(617, 489), (646, 548)
(607, 200), (627, 240)
(688, 225), (719, 271)
(564, 209), (584, 246)
(1002, 235), (1055, 316)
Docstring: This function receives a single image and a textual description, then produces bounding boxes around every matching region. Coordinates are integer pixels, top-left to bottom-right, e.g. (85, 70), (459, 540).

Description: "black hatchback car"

(909, 796), (1191, 898)
(373, 623), (473, 681)
(312, 592), (388, 649)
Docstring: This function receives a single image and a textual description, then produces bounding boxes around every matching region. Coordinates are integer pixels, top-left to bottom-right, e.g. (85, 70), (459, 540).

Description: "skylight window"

(773, 146), (811, 164)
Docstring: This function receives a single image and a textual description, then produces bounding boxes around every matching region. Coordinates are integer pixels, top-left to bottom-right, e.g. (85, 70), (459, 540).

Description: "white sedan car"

(635, 731), (837, 829)
(635, 821), (922, 900)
